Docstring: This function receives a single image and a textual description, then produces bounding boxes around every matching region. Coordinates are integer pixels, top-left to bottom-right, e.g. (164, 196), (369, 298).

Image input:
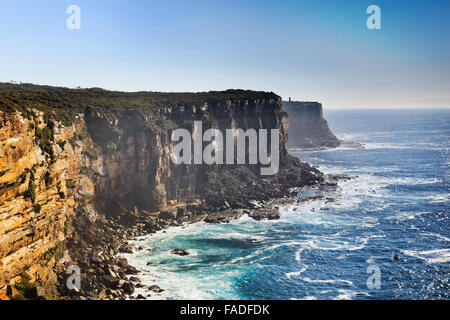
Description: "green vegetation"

(111, 127), (123, 136)
(83, 143), (102, 159)
(147, 116), (176, 136)
(44, 171), (52, 186)
(68, 135), (78, 149)
(0, 82), (280, 125)
(35, 121), (55, 161)
(105, 141), (117, 152)
(24, 169), (36, 203)
(10, 273), (35, 300)
(65, 179), (76, 189)
(204, 165), (257, 191)
(19, 170), (28, 184)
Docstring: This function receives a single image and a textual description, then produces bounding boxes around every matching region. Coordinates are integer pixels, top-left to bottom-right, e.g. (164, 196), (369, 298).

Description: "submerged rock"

(170, 248), (190, 256)
(149, 285), (164, 293)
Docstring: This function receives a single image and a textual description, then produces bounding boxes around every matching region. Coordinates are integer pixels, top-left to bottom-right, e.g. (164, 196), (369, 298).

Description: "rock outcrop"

(0, 84), (324, 298)
(283, 101), (340, 150)
(0, 111), (94, 297)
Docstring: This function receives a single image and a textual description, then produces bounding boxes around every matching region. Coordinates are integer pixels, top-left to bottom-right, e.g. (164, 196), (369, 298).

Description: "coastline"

(61, 173), (348, 300)
(57, 172), (348, 300)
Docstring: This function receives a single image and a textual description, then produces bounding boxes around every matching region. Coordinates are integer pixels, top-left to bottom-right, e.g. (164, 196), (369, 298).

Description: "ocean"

(122, 109), (449, 300)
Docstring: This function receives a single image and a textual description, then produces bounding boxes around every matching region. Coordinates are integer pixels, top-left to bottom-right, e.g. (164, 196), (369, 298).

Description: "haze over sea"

(123, 109), (449, 300)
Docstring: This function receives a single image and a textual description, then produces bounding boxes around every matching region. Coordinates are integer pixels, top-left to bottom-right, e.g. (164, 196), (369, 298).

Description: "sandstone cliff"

(0, 84), (323, 298)
(0, 111), (92, 297)
(283, 101), (340, 150)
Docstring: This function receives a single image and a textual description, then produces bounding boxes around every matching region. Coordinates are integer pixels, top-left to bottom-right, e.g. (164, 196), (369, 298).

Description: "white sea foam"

(122, 125), (449, 300)
(386, 211), (433, 221)
(428, 193), (450, 204)
(285, 265), (308, 278)
(215, 232), (267, 242)
(423, 232), (450, 243)
(338, 133), (363, 141)
(285, 246), (308, 278)
(401, 248), (450, 264)
(362, 142), (414, 150)
(333, 289), (370, 300)
(301, 277), (353, 286)
(301, 296), (318, 300)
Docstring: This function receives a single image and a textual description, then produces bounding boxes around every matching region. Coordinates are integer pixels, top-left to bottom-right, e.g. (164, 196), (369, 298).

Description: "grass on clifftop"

(0, 82), (280, 125)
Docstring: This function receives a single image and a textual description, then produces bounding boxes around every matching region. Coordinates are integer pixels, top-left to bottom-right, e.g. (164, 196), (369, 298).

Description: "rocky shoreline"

(58, 173), (349, 300)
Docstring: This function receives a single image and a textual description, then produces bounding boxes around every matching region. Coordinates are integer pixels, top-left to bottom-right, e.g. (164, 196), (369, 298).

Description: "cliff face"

(0, 111), (93, 295)
(0, 86), (322, 296)
(283, 101), (340, 150)
(85, 97), (290, 215)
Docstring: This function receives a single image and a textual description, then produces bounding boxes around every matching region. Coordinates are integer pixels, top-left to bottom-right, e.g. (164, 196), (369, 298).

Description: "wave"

(427, 193), (450, 204)
(386, 211), (433, 221)
(301, 277), (353, 286)
(285, 265), (308, 278)
(401, 248), (450, 264)
(423, 232), (450, 243)
(122, 123), (449, 300)
(333, 289), (370, 300)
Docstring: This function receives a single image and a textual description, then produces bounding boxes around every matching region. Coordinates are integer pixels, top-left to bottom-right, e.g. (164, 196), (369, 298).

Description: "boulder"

(125, 265), (139, 275)
(149, 285), (164, 293)
(115, 257), (129, 268)
(129, 276), (141, 282)
(159, 210), (177, 220)
(170, 248), (190, 256)
(122, 282), (134, 295)
(103, 275), (120, 288)
(176, 207), (188, 219)
(119, 244), (134, 254)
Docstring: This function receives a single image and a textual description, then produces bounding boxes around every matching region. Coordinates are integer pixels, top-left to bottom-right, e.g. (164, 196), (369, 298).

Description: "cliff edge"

(283, 101), (340, 150)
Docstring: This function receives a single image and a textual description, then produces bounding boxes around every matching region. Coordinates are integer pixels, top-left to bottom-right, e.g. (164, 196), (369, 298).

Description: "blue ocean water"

(124, 109), (449, 300)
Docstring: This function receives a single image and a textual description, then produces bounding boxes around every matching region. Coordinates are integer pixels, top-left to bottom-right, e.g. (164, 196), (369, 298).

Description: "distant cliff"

(0, 83), (324, 298)
(283, 101), (340, 150)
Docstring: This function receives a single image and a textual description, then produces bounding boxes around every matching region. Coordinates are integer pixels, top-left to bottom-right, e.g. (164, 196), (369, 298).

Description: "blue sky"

(1, 0), (449, 108)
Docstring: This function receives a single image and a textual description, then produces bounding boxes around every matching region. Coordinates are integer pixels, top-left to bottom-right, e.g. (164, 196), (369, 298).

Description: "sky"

(1, 0), (449, 109)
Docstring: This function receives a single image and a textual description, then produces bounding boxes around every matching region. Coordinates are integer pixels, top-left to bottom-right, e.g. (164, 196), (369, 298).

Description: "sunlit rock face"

(0, 111), (93, 295)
